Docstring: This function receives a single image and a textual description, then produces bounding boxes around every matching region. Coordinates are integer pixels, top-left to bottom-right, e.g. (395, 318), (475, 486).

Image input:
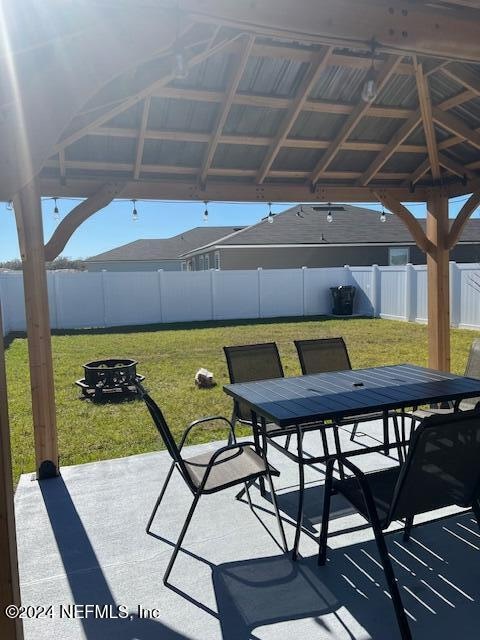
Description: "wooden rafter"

(152, 85), (415, 118)
(43, 158), (409, 181)
(86, 126), (429, 153)
(133, 97), (151, 180)
(357, 111), (422, 186)
(256, 46), (332, 184)
(442, 63), (480, 97)
(44, 182), (125, 261)
(373, 190), (435, 255)
(414, 59), (440, 180)
(403, 158), (430, 188)
(438, 152), (476, 180)
(309, 55), (402, 186)
(432, 107), (480, 149)
(447, 190), (480, 249)
(58, 150), (66, 181)
(53, 28), (242, 153)
(199, 33), (255, 185)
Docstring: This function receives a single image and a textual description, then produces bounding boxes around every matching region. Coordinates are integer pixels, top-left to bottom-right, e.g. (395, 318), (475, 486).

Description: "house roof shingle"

(182, 204), (480, 254)
(86, 227), (244, 262)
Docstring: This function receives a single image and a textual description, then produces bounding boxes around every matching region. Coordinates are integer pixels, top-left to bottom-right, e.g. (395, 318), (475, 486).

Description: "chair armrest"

(179, 416), (236, 449)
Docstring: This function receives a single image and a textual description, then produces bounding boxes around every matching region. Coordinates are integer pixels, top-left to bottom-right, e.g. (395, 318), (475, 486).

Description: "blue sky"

(0, 195), (476, 261)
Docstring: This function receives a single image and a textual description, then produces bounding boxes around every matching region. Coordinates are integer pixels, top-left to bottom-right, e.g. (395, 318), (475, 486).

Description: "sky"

(0, 195), (477, 261)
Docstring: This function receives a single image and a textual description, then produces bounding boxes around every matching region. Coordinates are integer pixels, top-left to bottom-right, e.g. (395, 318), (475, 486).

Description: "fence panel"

(161, 271), (212, 323)
(212, 270), (259, 320)
(378, 267), (407, 320)
(0, 263), (479, 332)
(259, 269), (303, 318)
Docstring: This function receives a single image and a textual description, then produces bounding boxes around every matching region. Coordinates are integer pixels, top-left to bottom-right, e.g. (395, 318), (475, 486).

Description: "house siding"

(216, 244), (480, 270)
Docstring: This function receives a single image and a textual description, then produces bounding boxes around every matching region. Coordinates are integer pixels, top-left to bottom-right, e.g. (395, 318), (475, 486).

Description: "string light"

(380, 205), (386, 222)
(5, 200), (13, 211)
(326, 203), (333, 223)
(173, 5), (188, 80)
(53, 197), (60, 221)
(131, 199), (139, 222)
(267, 202), (274, 224)
(361, 40), (378, 103)
(203, 200), (209, 222)
(296, 205), (305, 218)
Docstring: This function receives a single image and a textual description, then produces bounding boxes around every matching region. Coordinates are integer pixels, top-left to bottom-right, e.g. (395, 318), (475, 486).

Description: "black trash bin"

(330, 285), (356, 316)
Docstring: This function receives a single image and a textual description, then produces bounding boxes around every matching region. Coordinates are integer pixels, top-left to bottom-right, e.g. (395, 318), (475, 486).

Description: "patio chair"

(224, 343), (293, 446)
(407, 337), (480, 427)
(224, 342), (342, 560)
(318, 410), (480, 640)
(294, 338), (402, 451)
(136, 383), (287, 585)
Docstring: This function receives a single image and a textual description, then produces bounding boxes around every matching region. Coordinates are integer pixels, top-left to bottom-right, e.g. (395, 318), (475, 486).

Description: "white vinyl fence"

(1, 263), (479, 334)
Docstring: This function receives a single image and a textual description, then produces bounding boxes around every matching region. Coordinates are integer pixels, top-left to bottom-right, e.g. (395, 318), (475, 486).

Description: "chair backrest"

(389, 410), (480, 524)
(294, 337), (352, 375)
(223, 343), (284, 422)
(459, 339), (480, 409)
(138, 387), (182, 464)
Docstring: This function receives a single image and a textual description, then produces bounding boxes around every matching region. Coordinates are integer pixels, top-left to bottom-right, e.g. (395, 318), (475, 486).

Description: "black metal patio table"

(224, 363), (480, 557)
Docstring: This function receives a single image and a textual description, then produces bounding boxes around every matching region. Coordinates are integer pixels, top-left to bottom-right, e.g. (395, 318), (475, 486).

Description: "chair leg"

(285, 433), (292, 451)
(292, 430), (305, 561)
(371, 519), (412, 640)
(382, 412), (390, 456)
(471, 500), (480, 531)
(244, 481), (253, 511)
(146, 460), (176, 534)
(264, 470), (288, 553)
(163, 492), (201, 586)
(403, 515), (414, 542)
(392, 415), (404, 464)
(350, 422), (359, 441)
(318, 461), (335, 565)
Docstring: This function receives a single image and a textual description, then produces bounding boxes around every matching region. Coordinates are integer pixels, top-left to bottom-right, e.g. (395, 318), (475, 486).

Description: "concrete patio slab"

(15, 420), (480, 639)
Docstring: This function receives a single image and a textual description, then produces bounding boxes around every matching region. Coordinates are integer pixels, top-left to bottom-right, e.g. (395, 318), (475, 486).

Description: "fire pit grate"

(76, 358), (145, 402)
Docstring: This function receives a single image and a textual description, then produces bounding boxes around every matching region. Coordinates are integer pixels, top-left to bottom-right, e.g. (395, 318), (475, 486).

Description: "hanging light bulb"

(131, 199), (139, 222)
(296, 204), (304, 218)
(173, 48), (189, 80)
(203, 201), (209, 223)
(53, 197), (60, 221)
(5, 200), (13, 211)
(361, 41), (378, 103)
(380, 205), (386, 222)
(267, 202), (274, 224)
(326, 203), (333, 223)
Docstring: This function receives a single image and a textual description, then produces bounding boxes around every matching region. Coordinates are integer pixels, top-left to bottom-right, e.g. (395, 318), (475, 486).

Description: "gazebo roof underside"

(5, 0), (480, 202)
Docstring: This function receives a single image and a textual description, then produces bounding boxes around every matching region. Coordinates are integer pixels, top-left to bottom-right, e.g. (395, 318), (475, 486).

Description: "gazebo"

(2, 1), (480, 637)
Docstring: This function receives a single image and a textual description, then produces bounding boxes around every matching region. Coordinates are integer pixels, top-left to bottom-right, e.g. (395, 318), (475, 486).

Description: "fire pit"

(76, 358), (145, 401)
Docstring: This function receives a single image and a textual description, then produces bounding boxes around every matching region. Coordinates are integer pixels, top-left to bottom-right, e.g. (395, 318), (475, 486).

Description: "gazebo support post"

(426, 188), (450, 372)
(13, 178), (58, 479)
(0, 302), (23, 640)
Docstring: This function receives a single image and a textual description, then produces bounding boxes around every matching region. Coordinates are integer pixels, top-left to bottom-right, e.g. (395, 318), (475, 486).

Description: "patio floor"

(15, 419), (480, 640)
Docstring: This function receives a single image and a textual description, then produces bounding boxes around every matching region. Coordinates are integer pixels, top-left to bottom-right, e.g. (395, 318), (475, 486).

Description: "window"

(389, 247), (409, 266)
(214, 251), (220, 270)
(199, 255), (204, 271)
(205, 254), (210, 270)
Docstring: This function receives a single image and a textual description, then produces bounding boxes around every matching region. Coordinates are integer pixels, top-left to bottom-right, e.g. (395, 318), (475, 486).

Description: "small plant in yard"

(5, 316), (478, 484)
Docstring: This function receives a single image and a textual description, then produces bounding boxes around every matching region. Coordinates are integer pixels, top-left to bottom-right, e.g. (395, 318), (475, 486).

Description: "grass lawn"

(6, 315), (479, 484)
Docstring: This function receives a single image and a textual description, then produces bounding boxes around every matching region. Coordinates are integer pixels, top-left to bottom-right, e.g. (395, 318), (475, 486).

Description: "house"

(181, 204), (480, 270)
(84, 226), (243, 271)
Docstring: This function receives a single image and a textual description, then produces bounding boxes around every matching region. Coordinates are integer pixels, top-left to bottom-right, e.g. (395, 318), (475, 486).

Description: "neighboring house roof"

(182, 204), (480, 256)
(85, 227), (244, 262)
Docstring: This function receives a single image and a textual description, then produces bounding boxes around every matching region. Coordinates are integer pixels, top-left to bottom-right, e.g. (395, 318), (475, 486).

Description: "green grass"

(6, 316), (479, 484)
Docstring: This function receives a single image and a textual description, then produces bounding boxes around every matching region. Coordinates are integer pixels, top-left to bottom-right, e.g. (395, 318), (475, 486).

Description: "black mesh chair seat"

(319, 410), (480, 640)
(337, 409), (398, 426)
(184, 445), (278, 493)
(333, 467), (401, 528)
